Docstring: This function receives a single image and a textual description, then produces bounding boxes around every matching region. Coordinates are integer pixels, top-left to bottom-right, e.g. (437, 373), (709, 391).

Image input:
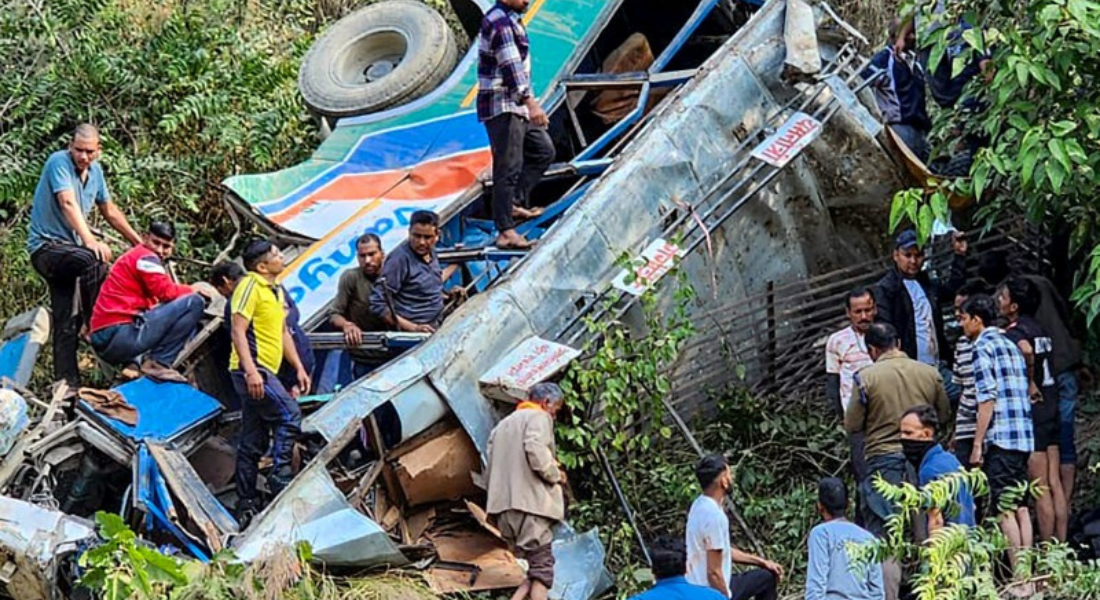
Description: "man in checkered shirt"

(478, 0), (555, 250)
(959, 293), (1033, 579)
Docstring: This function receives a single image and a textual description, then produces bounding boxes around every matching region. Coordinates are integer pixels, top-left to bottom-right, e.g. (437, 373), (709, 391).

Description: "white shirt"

(686, 495), (731, 595)
(825, 326), (873, 412)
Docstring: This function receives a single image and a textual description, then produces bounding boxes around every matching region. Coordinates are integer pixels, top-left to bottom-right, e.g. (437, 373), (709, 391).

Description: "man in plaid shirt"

(478, 0), (554, 250)
(959, 294), (1033, 581)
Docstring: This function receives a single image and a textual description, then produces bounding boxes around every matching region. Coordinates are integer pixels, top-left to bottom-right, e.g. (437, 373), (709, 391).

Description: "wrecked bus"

(0, 0), (906, 597)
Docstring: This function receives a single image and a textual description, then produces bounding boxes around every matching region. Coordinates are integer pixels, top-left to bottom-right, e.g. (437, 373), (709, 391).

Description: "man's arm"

(231, 313), (263, 400)
(98, 201), (142, 246)
(523, 416), (562, 485)
(972, 401), (994, 465)
(330, 273), (363, 346)
(844, 375), (866, 435)
(136, 254), (194, 303)
(705, 549), (731, 598)
(971, 350), (996, 465)
(490, 21), (531, 107)
(370, 253), (433, 332)
(54, 188), (114, 261)
(731, 548), (783, 578)
(804, 529), (828, 600)
(1015, 339), (1041, 398)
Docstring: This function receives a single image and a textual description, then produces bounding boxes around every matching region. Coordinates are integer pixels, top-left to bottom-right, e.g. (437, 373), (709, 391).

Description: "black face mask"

(902, 439), (935, 466)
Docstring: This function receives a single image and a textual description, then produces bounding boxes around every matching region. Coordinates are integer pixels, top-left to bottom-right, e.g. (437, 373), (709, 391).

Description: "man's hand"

(526, 97), (549, 128)
(245, 370), (264, 400)
(88, 239), (113, 263)
(951, 232), (968, 256)
(760, 559), (785, 580)
(342, 322), (363, 347)
(412, 323), (435, 334)
(296, 367), (312, 397)
(970, 445), (983, 467)
(1029, 382), (1043, 403)
(447, 286), (467, 302)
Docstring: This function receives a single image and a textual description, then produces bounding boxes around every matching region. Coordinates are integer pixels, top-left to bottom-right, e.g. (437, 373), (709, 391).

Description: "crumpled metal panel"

(0, 497), (95, 600)
(549, 524), (614, 600)
(231, 463), (406, 567)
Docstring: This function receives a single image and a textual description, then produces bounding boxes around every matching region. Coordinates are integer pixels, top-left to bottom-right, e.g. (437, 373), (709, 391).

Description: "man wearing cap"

(485, 383), (567, 600)
(873, 229), (967, 367)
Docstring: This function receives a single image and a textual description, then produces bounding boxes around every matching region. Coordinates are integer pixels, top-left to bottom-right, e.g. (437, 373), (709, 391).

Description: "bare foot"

(511, 206), (545, 221)
(496, 229), (535, 250)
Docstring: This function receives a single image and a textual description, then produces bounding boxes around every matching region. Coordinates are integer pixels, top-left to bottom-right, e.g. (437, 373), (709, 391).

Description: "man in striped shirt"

(950, 282), (989, 468)
(959, 294), (1033, 579)
(478, 0), (555, 250)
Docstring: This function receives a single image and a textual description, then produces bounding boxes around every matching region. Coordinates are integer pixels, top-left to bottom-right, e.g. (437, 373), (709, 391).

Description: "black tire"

(299, 0), (459, 118)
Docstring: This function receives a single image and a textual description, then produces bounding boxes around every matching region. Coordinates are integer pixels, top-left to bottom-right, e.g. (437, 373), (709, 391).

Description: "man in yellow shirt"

(229, 239), (311, 526)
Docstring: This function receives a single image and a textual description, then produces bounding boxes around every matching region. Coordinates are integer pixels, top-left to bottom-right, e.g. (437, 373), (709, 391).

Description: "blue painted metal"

(134, 443), (211, 561)
(0, 335), (28, 383)
(79, 378), (222, 443)
(652, 0), (725, 72)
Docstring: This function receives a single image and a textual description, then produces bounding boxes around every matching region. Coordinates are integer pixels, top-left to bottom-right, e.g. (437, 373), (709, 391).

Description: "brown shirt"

(331, 268), (385, 360)
(485, 406), (565, 521)
(845, 349), (950, 459)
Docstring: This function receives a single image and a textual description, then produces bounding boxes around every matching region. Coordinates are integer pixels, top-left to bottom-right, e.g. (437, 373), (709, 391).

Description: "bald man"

(28, 123), (142, 386)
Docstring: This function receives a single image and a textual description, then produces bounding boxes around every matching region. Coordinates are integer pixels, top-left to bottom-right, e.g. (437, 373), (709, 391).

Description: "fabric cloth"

(77, 387), (138, 426)
(484, 112), (555, 232)
(27, 150), (110, 254)
(496, 509), (554, 550)
(825, 326), (873, 414)
(805, 519), (884, 600)
(485, 405), (564, 520)
(860, 453), (907, 538)
(873, 256), (965, 365)
(863, 48), (931, 131)
(90, 294), (204, 367)
(845, 349), (950, 459)
(954, 437), (975, 470)
(902, 280), (937, 365)
(952, 336), (977, 440)
(629, 576), (728, 600)
(519, 541), (555, 589)
(477, 2), (532, 121)
(729, 569), (777, 600)
(686, 495), (731, 591)
(229, 272), (285, 373)
(983, 444), (1029, 512)
(231, 368), (302, 502)
(89, 245), (194, 333)
(1025, 275), (1080, 374)
(1004, 316), (1060, 449)
(1057, 371), (1078, 464)
(331, 268), (385, 362)
(369, 243), (444, 328)
(30, 242), (108, 386)
(972, 328), (1034, 453)
(918, 444), (976, 527)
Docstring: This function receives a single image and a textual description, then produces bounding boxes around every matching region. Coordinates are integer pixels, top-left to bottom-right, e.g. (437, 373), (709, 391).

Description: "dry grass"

(830, 0), (903, 46)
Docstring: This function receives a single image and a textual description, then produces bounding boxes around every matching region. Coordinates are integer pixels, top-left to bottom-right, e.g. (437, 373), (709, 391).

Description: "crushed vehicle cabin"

(0, 0), (914, 597)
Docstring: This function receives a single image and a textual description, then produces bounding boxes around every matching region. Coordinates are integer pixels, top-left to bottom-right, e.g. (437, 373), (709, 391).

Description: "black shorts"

(983, 445), (1030, 513)
(1031, 398), (1061, 450)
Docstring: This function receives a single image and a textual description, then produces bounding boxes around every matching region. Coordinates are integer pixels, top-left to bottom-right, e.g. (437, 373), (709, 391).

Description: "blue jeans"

(860, 453), (907, 538)
(1057, 371), (1079, 465)
(90, 295), (205, 366)
(231, 369), (302, 503)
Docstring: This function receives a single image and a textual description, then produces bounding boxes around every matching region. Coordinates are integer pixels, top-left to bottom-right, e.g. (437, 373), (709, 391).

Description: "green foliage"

(888, 0), (1100, 326)
(79, 512), (188, 600)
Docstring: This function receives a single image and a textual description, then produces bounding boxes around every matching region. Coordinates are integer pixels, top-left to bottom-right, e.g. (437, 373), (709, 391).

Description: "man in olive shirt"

(330, 233), (386, 375)
(845, 323), (950, 537)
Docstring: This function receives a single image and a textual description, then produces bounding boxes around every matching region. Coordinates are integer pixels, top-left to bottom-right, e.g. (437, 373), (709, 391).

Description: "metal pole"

(595, 446), (652, 566)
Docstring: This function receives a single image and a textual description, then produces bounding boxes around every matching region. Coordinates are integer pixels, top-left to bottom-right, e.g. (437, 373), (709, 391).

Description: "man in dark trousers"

(27, 123), (143, 387)
(864, 18), (932, 160)
(873, 229), (966, 367)
(477, 0), (555, 250)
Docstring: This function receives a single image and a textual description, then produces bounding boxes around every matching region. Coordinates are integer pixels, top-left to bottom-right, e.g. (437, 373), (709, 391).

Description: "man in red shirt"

(89, 222), (209, 382)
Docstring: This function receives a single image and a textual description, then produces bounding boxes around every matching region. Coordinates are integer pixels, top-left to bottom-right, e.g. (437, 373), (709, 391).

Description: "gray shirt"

(370, 243), (444, 327)
(28, 150), (110, 253)
(805, 519), (884, 600)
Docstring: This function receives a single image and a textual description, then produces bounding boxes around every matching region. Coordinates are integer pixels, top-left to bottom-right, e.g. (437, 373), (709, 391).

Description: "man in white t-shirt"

(826, 287), (877, 483)
(686, 455), (784, 600)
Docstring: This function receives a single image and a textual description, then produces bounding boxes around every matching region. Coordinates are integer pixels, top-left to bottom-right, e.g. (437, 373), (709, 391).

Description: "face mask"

(902, 439), (935, 466)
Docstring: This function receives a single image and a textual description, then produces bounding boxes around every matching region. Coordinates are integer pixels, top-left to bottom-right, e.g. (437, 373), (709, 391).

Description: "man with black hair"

(825, 288), (877, 483)
(873, 229), (966, 366)
(331, 233), (386, 373)
(899, 405), (976, 533)
(980, 249), (1081, 504)
(999, 276), (1067, 542)
(229, 239), (311, 525)
(630, 536), (726, 600)
(686, 454), (782, 600)
(958, 294), (1033, 576)
(845, 322), (949, 538)
(371, 211), (460, 333)
(951, 281), (990, 468)
(89, 221), (209, 382)
(29, 123), (144, 387)
(805, 477), (883, 600)
(863, 18), (931, 161)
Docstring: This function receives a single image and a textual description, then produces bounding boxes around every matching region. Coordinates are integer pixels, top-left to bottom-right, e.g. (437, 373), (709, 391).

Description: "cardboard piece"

(425, 529), (524, 593)
(479, 337), (580, 403)
(463, 499), (504, 541)
(394, 426), (482, 507)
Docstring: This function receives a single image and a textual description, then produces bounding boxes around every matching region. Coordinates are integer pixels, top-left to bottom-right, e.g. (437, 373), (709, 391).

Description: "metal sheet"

(549, 525), (614, 600)
(479, 337), (581, 402)
(231, 463), (406, 567)
(0, 497), (95, 600)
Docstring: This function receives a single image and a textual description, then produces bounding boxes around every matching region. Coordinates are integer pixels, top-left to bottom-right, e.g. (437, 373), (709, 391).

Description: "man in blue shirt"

(900, 405), (977, 532)
(805, 477), (883, 600)
(631, 536), (727, 600)
(28, 124), (142, 387)
(864, 19), (932, 161)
